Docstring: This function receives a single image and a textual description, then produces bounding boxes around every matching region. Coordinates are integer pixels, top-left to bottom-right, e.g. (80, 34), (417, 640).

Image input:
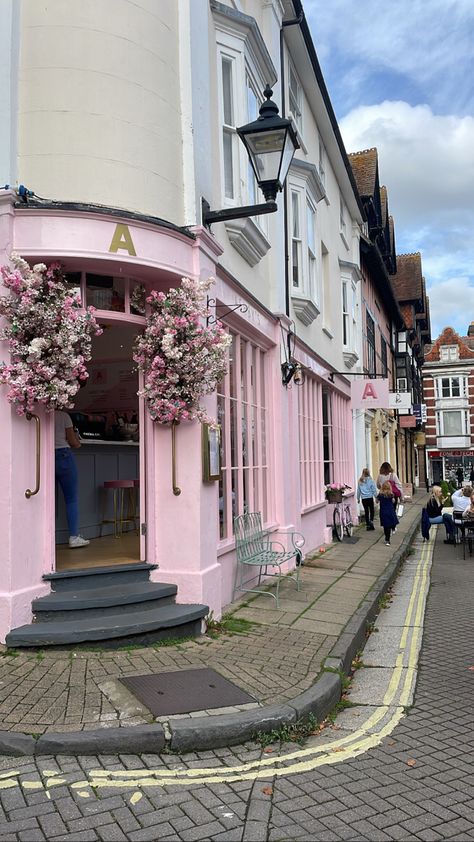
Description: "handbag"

(396, 503), (404, 518)
(389, 477), (402, 498)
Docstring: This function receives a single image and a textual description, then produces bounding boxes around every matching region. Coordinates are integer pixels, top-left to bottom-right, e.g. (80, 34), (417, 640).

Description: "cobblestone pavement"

(0, 526), (473, 840)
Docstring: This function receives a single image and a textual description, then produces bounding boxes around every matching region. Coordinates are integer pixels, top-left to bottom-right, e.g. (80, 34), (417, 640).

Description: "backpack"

(389, 479), (402, 498)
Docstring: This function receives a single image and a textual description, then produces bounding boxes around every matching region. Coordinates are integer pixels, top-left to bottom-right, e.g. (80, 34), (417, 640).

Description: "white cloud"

(305, 0), (474, 115)
(339, 100), (474, 339)
(427, 277), (474, 338)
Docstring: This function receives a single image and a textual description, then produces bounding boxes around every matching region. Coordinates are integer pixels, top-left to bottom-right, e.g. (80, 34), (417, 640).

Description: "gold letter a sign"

(109, 224), (137, 256)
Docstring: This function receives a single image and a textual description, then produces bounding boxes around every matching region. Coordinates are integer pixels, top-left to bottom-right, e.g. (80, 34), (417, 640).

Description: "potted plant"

(325, 483), (346, 503)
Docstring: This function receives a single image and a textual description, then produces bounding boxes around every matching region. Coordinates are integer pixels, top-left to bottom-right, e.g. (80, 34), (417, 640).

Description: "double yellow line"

(0, 532), (435, 795)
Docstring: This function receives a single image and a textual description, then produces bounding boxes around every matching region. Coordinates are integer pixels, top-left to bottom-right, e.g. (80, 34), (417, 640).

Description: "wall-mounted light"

(281, 359), (304, 386)
(202, 86), (299, 228)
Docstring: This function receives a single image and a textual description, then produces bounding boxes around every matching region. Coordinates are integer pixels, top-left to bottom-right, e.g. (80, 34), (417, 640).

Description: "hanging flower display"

(133, 276), (231, 424)
(0, 253), (102, 415)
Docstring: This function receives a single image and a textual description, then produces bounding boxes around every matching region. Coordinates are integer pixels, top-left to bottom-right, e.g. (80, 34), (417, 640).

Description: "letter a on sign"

(109, 224), (136, 256)
(362, 382), (378, 400)
(350, 378), (390, 410)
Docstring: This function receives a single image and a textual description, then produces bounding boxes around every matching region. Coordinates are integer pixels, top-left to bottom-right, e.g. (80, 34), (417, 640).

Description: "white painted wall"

(0, 0), (19, 187)
(18, 0), (184, 224)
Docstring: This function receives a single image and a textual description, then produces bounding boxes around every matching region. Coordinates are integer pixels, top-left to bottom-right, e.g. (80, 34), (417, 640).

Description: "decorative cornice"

(289, 158), (326, 204)
(292, 295), (320, 326)
(224, 217), (271, 266)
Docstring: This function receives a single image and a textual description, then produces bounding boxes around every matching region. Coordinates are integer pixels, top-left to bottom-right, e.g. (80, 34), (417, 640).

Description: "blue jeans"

(429, 514), (455, 536)
(55, 448), (79, 537)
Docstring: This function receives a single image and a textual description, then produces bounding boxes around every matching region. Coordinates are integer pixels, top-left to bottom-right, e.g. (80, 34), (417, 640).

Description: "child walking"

(378, 481), (399, 546)
(357, 468), (377, 531)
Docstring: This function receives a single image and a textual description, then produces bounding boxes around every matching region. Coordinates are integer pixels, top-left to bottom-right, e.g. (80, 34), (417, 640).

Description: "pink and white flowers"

(133, 276), (231, 424)
(0, 254), (102, 415)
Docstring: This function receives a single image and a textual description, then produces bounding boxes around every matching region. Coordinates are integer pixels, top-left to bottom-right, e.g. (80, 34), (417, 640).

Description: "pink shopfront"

(0, 191), (354, 645)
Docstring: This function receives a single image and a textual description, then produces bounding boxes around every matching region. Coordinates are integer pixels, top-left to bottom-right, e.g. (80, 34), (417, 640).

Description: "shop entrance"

(55, 321), (145, 570)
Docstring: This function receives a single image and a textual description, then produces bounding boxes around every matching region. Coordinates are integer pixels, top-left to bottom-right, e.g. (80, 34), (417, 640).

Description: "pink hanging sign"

(350, 378), (390, 410)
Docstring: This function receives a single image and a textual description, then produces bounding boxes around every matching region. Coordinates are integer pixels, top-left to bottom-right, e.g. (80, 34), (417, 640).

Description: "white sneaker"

(385, 541), (391, 546)
(69, 535), (90, 548)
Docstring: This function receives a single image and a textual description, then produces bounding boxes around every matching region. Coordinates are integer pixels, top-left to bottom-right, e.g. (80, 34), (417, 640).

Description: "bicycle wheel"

(333, 507), (343, 541)
(344, 505), (354, 538)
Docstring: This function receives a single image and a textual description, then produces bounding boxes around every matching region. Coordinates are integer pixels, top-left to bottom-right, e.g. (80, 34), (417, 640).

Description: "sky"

(305, 0), (474, 341)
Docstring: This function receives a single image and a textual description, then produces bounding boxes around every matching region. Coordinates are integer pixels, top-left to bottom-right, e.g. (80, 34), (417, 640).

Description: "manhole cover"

(120, 668), (256, 716)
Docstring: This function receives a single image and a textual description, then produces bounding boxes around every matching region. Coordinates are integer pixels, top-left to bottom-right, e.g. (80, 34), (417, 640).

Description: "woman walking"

(377, 462), (403, 512)
(377, 481), (399, 546)
(357, 468), (377, 531)
(426, 485), (455, 544)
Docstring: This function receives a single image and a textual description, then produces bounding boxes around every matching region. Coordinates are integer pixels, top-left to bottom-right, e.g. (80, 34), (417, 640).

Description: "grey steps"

(31, 582), (178, 621)
(6, 603), (208, 648)
(43, 562), (158, 591)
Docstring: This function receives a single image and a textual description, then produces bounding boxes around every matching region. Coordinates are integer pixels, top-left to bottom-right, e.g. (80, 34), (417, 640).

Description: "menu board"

(75, 359), (138, 414)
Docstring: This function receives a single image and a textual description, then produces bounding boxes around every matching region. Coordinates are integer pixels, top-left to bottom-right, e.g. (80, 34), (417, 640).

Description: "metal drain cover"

(120, 668), (256, 716)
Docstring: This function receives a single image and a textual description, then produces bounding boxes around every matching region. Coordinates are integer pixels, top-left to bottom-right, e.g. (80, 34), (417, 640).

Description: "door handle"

(25, 412), (41, 498)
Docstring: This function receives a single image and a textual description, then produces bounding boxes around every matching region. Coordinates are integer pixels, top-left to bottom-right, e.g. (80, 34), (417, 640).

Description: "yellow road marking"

(0, 532), (434, 794)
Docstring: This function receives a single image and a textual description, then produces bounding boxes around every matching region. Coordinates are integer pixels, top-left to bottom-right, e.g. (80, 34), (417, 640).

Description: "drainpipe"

(280, 11), (303, 316)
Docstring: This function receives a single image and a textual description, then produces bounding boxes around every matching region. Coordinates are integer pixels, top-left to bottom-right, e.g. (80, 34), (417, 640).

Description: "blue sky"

(305, 0), (474, 340)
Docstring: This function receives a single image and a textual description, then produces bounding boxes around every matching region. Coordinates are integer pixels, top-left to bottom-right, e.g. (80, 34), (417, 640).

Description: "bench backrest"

(234, 512), (268, 561)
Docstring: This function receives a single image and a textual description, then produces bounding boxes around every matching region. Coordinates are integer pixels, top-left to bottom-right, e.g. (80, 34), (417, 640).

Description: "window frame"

(288, 59), (303, 136)
(288, 174), (321, 310)
(298, 374), (323, 510)
(217, 330), (272, 542)
(366, 311), (376, 376)
(439, 345), (459, 361)
(436, 409), (469, 437)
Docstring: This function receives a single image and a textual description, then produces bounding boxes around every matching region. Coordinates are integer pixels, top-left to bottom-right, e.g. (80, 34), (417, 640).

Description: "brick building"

(423, 325), (474, 485)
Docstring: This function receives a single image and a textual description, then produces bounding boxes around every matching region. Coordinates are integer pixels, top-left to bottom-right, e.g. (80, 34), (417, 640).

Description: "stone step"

(31, 582), (178, 621)
(6, 603), (209, 648)
(43, 562), (158, 591)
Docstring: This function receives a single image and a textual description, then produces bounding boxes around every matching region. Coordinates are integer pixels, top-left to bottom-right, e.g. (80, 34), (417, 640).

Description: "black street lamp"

(202, 85), (299, 228)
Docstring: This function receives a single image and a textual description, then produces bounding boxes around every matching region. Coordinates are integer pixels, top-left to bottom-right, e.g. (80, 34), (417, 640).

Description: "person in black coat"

(427, 485), (455, 543)
(456, 467), (464, 487)
(378, 481), (399, 546)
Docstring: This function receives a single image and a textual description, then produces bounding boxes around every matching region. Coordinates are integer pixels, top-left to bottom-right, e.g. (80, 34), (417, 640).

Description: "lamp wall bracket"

(206, 296), (248, 326)
(202, 197), (277, 229)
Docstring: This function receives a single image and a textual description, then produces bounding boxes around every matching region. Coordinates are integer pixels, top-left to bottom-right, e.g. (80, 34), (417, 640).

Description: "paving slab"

(0, 497), (424, 753)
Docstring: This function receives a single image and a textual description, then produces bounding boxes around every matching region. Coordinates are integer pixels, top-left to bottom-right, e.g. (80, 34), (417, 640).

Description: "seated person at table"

(462, 495), (474, 520)
(452, 485), (472, 514)
(426, 485), (455, 544)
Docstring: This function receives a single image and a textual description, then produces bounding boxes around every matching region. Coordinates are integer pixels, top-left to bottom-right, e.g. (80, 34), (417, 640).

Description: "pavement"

(0, 496), (425, 757)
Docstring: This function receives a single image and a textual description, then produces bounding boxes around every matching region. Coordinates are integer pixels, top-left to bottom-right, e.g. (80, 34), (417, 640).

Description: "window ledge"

(343, 349), (359, 368)
(292, 294), (320, 326)
(340, 230), (350, 250)
(225, 216), (271, 266)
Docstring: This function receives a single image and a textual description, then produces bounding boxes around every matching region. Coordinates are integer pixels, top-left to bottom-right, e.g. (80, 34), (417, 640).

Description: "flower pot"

(326, 490), (343, 503)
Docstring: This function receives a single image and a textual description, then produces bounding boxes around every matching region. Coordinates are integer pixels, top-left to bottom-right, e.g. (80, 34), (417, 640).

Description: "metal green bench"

(233, 512), (305, 608)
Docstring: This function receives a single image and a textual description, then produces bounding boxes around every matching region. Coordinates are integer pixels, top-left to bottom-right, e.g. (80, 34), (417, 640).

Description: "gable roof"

(391, 253), (423, 301)
(347, 148), (379, 197)
(424, 326), (474, 361)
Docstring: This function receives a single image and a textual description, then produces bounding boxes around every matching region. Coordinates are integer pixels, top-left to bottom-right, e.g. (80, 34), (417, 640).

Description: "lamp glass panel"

(278, 130), (297, 185)
(245, 129), (285, 183)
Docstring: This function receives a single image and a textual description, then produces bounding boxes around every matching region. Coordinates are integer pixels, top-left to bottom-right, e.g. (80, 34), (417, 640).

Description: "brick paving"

(6, 503), (474, 839)
(0, 501), (421, 735)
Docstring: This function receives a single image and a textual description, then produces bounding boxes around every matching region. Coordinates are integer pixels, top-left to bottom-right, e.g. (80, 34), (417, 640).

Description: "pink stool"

(101, 480), (138, 538)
